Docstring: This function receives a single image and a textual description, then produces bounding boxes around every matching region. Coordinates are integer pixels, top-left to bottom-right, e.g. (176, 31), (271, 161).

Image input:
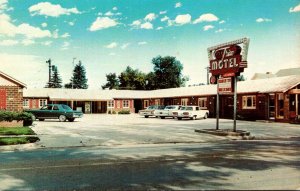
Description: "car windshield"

(180, 107), (186, 110)
(180, 106), (193, 110)
(62, 105), (73, 111)
(41, 105), (52, 110)
(165, 106), (175, 109)
(147, 106), (156, 109)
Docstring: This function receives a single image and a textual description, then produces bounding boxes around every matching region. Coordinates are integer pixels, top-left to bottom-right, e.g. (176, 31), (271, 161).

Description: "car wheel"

(68, 118), (75, 122)
(31, 115), (36, 121)
(145, 116), (149, 118)
(178, 117), (182, 120)
(59, 115), (67, 122)
(204, 113), (208, 119)
(39, 119), (45, 121)
(160, 116), (165, 119)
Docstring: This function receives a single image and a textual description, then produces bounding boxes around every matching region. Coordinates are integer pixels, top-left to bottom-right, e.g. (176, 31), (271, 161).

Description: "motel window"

(198, 98), (207, 109)
(181, 98), (188, 106)
(154, 99), (160, 105)
(123, 100), (129, 108)
(144, 100), (149, 108)
(242, 96), (256, 109)
(108, 100), (114, 108)
(23, 99), (29, 107)
(39, 99), (47, 107)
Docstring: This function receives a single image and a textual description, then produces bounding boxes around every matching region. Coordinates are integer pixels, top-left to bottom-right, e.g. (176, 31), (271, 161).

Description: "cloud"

(144, 13), (157, 21)
(105, 11), (114, 16)
(22, 39), (35, 46)
(215, 29), (225, 33)
(89, 17), (118, 31)
(141, 22), (153, 29)
(160, 10), (167, 15)
(29, 2), (81, 17)
(130, 20), (141, 27)
(175, 14), (191, 25)
(161, 16), (169, 22)
(256, 18), (272, 23)
(175, 2), (182, 8)
(219, 20), (225, 24)
(68, 21), (75, 26)
(289, 3), (300, 13)
(193, 13), (219, 24)
(61, 32), (70, 38)
(0, 0), (7, 10)
(156, 27), (163, 30)
(41, 22), (47, 27)
(138, 41), (147, 45)
(109, 52), (116, 56)
(41, 41), (52, 46)
(0, 13), (51, 39)
(203, 25), (214, 31)
(121, 43), (130, 49)
(61, 41), (70, 50)
(112, 7), (118, 11)
(0, 39), (18, 46)
(105, 42), (118, 48)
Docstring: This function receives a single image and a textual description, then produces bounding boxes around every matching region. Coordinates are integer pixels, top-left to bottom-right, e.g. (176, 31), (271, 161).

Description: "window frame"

(123, 100), (129, 108)
(23, 99), (29, 107)
(39, 99), (47, 107)
(198, 97), (207, 109)
(144, 100), (149, 108)
(181, 98), (188, 106)
(242, 95), (256, 109)
(107, 100), (114, 108)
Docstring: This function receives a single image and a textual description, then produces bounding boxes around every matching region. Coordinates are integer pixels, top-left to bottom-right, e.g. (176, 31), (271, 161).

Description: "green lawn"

(0, 137), (39, 145)
(0, 127), (35, 135)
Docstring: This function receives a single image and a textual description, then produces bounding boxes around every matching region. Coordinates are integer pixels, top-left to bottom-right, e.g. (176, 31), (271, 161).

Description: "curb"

(195, 129), (250, 137)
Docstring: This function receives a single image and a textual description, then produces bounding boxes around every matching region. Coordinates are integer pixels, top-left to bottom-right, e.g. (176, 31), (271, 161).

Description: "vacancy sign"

(218, 77), (233, 93)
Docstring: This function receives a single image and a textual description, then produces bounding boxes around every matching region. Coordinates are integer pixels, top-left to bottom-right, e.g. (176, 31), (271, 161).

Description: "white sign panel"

(218, 77), (232, 93)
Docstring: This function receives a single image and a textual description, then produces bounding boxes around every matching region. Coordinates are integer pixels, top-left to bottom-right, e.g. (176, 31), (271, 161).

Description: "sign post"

(207, 38), (250, 131)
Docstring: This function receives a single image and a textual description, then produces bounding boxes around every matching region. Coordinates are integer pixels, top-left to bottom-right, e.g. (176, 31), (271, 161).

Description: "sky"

(0, 0), (299, 89)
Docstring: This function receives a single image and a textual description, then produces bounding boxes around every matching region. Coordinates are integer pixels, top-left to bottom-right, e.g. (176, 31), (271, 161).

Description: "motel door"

(221, 96), (234, 119)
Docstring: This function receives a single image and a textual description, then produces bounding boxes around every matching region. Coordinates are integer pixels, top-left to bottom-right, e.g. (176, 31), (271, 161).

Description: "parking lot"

(30, 114), (300, 148)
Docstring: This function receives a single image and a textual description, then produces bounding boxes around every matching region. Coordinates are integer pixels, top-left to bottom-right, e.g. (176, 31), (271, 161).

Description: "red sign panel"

(0, 89), (7, 109)
(218, 77), (233, 93)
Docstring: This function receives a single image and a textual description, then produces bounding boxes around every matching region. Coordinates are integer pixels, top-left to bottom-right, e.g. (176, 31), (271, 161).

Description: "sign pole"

(233, 76), (237, 132)
(216, 81), (220, 130)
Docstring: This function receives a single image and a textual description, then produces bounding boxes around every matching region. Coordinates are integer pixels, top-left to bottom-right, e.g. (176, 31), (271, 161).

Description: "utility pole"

(72, 58), (76, 89)
(46, 59), (51, 85)
(205, 66), (210, 85)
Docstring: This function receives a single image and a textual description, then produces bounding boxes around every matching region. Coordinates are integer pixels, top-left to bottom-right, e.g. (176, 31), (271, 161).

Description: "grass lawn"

(0, 127), (36, 135)
(0, 137), (39, 145)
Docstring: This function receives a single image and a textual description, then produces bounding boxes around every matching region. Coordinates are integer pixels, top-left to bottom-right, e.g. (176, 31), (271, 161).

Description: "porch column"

(71, 100), (74, 110)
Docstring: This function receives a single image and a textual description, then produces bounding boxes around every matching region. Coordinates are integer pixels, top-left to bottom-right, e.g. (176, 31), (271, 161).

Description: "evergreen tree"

(65, 61), (88, 89)
(101, 73), (119, 90)
(45, 65), (62, 88)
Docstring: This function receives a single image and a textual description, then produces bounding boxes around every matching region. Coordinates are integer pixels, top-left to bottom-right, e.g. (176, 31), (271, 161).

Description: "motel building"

(0, 71), (26, 112)
(23, 70), (300, 123)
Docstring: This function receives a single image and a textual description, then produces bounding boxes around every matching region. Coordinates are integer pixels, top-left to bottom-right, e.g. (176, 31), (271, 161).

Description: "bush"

(112, 111), (116, 114)
(118, 110), (130, 114)
(0, 111), (33, 126)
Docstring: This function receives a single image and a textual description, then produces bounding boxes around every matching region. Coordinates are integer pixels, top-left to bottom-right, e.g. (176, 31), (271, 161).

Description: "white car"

(154, 105), (183, 119)
(139, 105), (165, 118)
(173, 106), (209, 120)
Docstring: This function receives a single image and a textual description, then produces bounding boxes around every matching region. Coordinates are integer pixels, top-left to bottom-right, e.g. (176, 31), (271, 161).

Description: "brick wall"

(0, 86), (23, 112)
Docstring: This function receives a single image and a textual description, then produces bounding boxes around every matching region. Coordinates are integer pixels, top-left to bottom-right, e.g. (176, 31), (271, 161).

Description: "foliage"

(0, 137), (39, 145)
(0, 111), (33, 122)
(152, 56), (187, 89)
(118, 66), (147, 90)
(118, 110), (130, 114)
(0, 127), (35, 135)
(65, 61), (88, 89)
(49, 66), (63, 88)
(237, 75), (246, 81)
(102, 73), (119, 90)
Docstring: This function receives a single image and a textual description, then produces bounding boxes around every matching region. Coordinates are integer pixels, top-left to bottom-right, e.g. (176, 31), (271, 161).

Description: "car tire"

(59, 115), (67, 122)
(68, 118), (75, 122)
(160, 116), (165, 119)
(178, 117), (182, 120)
(145, 116), (149, 118)
(204, 113), (208, 119)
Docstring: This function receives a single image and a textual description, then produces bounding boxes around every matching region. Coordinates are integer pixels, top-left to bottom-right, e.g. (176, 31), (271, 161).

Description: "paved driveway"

(29, 114), (300, 148)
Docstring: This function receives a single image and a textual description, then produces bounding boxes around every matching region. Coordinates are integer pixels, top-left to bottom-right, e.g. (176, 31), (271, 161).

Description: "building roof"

(0, 71), (26, 88)
(23, 75), (300, 100)
(276, 67), (300, 77)
(251, 72), (276, 80)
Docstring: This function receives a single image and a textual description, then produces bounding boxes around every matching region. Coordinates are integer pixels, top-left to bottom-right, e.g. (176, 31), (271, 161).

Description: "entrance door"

(221, 96), (234, 119)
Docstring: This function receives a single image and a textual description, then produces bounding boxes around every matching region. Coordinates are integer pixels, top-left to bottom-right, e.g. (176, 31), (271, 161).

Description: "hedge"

(0, 111), (33, 126)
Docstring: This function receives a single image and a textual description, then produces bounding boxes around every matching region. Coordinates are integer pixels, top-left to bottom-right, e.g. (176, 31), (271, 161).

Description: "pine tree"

(45, 65), (62, 88)
(65, 61), (88, 89)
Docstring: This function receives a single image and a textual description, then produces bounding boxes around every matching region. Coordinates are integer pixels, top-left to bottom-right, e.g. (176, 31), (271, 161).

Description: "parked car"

(154, 105), (183, 119)
(25, 104), (83, 122)
(139, 105), (165, 118)
(173, 106), (209, 120)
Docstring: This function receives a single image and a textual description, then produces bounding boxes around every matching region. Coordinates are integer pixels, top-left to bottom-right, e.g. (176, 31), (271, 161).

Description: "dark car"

(25, 104), (83, 122)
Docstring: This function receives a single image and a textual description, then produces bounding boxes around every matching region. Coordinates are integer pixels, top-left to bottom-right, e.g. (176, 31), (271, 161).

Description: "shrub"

(112, 111), (116, 114)
(118, 110), (130, 114)
(0, 111), (33, 126)
(108, 110), (111, 114)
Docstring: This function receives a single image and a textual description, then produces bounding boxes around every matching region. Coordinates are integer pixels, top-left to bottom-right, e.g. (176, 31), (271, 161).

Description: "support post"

(216, 82), (220, 130)
(233, 76), (237, 132)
